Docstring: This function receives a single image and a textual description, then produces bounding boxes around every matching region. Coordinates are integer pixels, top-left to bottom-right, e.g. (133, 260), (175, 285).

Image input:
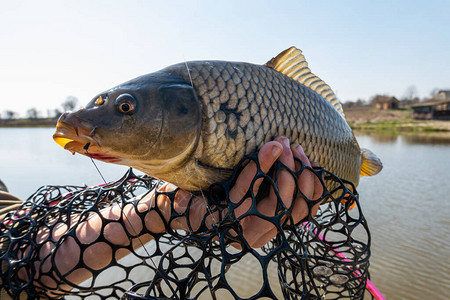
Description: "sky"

(1, 0), (449, 117)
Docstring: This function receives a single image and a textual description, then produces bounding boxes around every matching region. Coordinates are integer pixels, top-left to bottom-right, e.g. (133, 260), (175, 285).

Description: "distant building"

(372, 96), (400, 110)
(411, 90), (450, 120)
(432, 90), (450, 101)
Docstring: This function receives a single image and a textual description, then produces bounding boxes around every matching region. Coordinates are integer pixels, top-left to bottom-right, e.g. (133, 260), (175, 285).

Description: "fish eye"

(115, 94), (136, 114)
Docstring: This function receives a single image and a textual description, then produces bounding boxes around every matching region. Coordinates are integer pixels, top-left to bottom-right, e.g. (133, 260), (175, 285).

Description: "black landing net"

(0, 153), (372, 299)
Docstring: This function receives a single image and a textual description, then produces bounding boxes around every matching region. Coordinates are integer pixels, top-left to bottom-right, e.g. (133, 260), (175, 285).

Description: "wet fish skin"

(54, 50), (376, 191)
(167, 60), (361, 189)
(54, 71), (203, 183)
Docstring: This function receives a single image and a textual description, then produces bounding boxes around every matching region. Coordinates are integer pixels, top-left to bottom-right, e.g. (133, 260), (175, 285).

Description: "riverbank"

(0, 118), (57, 127)
(345, 107), (450, 133)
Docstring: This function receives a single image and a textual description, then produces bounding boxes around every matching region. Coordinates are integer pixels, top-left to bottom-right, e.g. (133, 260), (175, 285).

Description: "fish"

(53, 47), (382, 191)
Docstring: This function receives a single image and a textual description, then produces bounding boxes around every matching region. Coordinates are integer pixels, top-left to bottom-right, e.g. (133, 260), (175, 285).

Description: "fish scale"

(166, 60), (360, 186)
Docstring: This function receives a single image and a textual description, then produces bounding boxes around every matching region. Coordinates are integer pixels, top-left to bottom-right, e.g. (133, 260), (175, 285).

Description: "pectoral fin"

(195, 159), (234, 185)
(360, 148), (383, 177)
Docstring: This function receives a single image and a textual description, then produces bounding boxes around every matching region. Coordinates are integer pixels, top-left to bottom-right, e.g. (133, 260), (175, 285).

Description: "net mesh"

(0, 153), (371, 299)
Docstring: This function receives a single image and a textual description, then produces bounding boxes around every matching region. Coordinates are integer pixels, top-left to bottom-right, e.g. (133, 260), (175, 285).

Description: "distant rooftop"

(434, 90), (450, 100)
(411, 92), (450, 108)
(371, 95), (399, 104)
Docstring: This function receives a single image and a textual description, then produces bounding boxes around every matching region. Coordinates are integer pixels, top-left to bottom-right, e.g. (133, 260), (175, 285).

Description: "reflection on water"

(355, 131), (450, 300)
(355, 130), (450, 145)
(1, 128), (450, 299)
(402, 132), (450, 145)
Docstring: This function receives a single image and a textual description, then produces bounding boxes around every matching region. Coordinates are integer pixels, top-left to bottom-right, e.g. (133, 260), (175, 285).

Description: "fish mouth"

(53, 120), (89, 150)
(53, 120), (122, 163)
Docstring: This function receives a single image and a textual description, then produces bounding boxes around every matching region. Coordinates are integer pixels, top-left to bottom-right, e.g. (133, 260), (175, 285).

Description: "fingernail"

(281, 137), (290, 148)
(295, 144), (304, 154)
(166, 183), (178, 191)
(272, 144), (283, 157)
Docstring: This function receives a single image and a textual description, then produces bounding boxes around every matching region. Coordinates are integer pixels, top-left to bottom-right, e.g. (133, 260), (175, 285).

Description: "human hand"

(158, 136), (323, 248)
(228, 136), (323, 248)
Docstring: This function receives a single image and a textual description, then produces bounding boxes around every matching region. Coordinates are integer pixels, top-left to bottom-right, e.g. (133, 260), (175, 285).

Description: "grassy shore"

(0, 118), (57, 127)
(349, 121), (450, 132)
(344, 107), (450, 133)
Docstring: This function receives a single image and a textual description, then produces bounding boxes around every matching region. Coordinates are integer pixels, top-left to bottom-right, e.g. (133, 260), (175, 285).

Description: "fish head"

(53, 71), (202, 177)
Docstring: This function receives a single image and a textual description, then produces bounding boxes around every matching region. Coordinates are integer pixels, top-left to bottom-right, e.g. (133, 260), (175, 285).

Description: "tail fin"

(360, 149), (383, 177)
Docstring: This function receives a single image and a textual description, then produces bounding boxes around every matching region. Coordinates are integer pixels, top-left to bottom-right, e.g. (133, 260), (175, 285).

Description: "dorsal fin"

(265, 46), (345, 118)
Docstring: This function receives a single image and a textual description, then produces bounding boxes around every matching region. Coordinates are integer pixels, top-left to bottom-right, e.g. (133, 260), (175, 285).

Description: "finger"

(308, 161), (324, 217)
(268, 136), (296, 209)
(249, 140), (284, 199)
(240, 215), (277, 248)
(291, 144), (315, 200)
(165, 185), (215, 232)
(289, 144), (318, 223)
(247, 137), (296, 243)
(254, 136), (296, 220)
(310, 162), (324, 202)
(229, 141), (283, 212)
(154, 183), (176, 222)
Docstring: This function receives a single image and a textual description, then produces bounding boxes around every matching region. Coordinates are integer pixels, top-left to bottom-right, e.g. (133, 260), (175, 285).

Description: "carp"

(53, 47), (382, 191)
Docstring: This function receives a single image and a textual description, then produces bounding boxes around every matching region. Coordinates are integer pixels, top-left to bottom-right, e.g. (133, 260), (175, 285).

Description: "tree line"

(1, 96), (78, 120)
(342, 86), (441, 109)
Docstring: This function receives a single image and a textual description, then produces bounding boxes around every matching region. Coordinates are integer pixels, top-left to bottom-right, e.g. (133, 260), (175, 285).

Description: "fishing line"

(184, 59), (218, 226)
(83, 143), (107, 184)
(184, 60), (194, 87)
(83, 141), (159, 272)
(194, 165), (218, 225)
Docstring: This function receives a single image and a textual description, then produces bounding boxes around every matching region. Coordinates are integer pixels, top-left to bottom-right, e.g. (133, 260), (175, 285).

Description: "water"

(1, 128), (450, 299)
(0, 128), (129, 199)
(355, 132), (450, 299)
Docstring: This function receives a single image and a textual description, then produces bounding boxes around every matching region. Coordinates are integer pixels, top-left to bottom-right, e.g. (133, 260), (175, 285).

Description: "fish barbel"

(53, 47), (382, 191)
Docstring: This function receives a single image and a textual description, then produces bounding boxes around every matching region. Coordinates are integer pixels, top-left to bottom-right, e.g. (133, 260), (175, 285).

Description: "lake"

(1, 128), (449, 299)
(355, 132), (450, 300)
